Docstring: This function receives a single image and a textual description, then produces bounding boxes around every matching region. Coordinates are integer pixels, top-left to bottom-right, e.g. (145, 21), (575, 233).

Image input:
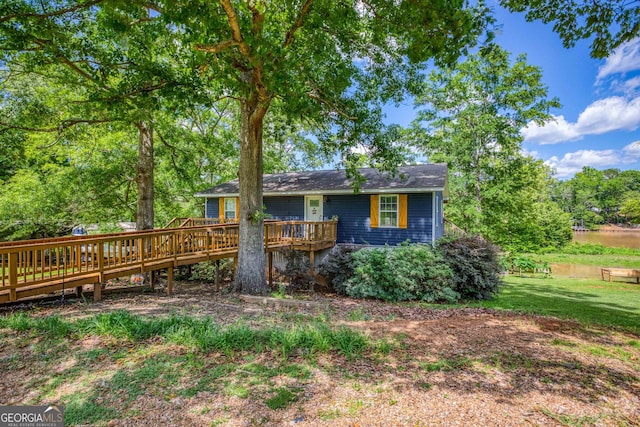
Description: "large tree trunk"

(135, 121), (154, 231)
(234, 98), (269, 295)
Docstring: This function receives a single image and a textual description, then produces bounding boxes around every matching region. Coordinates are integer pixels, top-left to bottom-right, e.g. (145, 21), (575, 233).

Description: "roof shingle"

(195, 163), (447, 197)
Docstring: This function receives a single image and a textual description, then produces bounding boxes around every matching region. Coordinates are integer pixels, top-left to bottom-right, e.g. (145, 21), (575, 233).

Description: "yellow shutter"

(370, 195), (379, 228)
(218, 198), (225, 219)
(235, 197), (240, 220)
(399, 194), (408, 229)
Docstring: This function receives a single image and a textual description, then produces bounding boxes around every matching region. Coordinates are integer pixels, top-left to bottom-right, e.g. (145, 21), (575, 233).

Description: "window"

(370, 194), (407, 229)
(224, 198), (236, 219)
(379, 195), (398, 227)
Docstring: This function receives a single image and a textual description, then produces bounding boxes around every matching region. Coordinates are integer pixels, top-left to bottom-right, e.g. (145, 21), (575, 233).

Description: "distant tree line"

(552, 166), (640, 228)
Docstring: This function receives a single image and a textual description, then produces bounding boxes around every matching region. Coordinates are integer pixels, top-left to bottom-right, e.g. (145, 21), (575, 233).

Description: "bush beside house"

(318, 235), (502, 303)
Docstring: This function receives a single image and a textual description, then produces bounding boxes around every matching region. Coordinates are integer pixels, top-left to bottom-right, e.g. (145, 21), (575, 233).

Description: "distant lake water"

(545, 231), (640, 278)
(572, 231), (640, 249)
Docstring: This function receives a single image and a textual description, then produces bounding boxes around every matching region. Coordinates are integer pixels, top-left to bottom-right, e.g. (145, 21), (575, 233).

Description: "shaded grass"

(476, 276), (640, 334)
(0, 310), (373, 360)
(420, 356), (473, 372)
(265, 386), (301, 410)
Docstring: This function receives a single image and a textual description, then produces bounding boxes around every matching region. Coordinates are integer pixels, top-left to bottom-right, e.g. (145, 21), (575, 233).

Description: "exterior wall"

(325, 193), (433, 246)
(263, 196), (305, 220)
(206, 198), (219, 218)
(205, 192), (439, 246)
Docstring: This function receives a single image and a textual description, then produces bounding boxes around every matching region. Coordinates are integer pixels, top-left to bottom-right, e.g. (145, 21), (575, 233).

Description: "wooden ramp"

(0, 220), (337, 304)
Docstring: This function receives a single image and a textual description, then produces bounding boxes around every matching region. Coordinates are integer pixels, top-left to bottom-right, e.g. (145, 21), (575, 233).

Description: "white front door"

(304, 195), (323, 221)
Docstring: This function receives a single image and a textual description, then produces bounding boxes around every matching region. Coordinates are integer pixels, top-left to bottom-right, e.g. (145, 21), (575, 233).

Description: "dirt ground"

(1, 281), (639, 426)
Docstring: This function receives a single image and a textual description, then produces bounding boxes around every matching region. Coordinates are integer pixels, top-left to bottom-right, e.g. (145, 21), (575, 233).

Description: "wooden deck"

(0, 220), (337, 304)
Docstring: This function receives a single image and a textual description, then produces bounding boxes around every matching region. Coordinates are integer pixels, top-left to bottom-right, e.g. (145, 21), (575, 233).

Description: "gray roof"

(195, 163), (448, 197)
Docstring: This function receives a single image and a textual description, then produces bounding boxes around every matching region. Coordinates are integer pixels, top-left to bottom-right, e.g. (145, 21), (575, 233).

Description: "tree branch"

(247, 0), (264, 36)
(284, 0), (314, 47)
(30, 38), (110, 90)
(306, 91), (357, 120)
(0, 0), (105, 23)
(219, 0), (252, 58)
(194, 39), (239, 54)
(0, 118), (114, 133)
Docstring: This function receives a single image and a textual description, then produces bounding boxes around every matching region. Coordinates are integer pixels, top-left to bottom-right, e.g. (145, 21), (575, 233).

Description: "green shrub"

(345, 243), (457, 303)
(508, 254), (551, 277)
(317, 245), (361, 295)
(189, 259), (234, 282)
(436, 235), (502, 300)
(512, 255), (537, 272)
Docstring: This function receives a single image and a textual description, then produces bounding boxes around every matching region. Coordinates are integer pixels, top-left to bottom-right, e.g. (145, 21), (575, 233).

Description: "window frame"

(223, 197), (236, 220)
(378, 194), (399, 228)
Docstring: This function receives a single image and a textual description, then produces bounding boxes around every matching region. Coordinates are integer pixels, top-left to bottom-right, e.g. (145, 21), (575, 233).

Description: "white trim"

(195, 187), (445, 198)
(432, 192), (436, 246)
(378, 194), (399, 228)
(304, 195), (324, 221)
(223, 197), (237, 219)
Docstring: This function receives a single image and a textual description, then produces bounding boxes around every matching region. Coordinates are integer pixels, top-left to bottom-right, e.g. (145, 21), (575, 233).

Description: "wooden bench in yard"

(600, 268), (640, 283)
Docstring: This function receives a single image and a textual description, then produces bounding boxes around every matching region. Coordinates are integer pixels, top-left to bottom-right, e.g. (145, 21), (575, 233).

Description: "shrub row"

(318, 235), (502, 303)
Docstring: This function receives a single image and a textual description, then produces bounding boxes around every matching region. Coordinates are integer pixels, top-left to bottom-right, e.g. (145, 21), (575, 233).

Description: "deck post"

(94, 278), (102, 301)
(95, 244), (104, 301)
(149, 271), (155, 291)
(8, 252), (17, 302)
(215, 259), (220, 291)
(268, 251), (273, 287)
(309, 250), (315, 275)
(166, 267), (174, 295)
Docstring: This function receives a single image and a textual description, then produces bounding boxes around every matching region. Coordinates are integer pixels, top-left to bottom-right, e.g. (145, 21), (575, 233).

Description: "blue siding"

(264, 196), (304, 220)
(205, 192), (438, 245)
(205, 196), (305, 220)
(324, 193), (433, 245)
(206, 199), (219, 218)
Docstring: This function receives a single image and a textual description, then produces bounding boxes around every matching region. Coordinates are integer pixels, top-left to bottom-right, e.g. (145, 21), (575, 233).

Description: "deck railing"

(0, 220), (337, 303)
(444, 218), (467, 236)
(164, 217), (240, 228)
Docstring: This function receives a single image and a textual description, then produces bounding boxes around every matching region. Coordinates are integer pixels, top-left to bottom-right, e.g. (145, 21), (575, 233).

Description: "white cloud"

(623, 76), (640, 93)
(520, 148), (539, 158)
(544, 142), (640, 178)
(623, 140), (640, 156)
(521, 115), (581, 144)
(522, 96), (640, 144)
(575, 96), (640, 134)
(597, 38), (640, 81)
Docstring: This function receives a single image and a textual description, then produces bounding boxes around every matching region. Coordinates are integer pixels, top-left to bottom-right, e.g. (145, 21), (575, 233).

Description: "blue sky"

(384, 4), (640, 180)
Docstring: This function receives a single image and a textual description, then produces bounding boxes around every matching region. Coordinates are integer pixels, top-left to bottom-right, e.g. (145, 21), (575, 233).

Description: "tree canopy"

(501, 0), (640, 58)
(410, 44), (572, 251)
(159, 0), (493, 294)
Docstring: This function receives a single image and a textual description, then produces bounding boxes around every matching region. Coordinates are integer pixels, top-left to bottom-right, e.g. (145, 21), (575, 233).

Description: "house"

(195, 163), (448, 246)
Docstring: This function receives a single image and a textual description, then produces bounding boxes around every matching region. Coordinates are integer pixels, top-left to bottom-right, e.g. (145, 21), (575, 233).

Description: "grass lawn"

(478, 275), (640, 334)
(527, 253), (640, 268)
(1, 282), (639, 426)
